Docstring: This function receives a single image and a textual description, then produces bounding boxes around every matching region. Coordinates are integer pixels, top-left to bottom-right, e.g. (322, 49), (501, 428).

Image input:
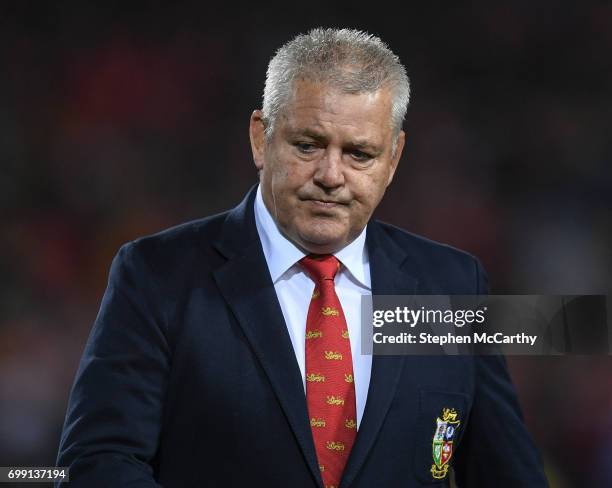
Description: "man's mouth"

(302, 197), (349, 208)
(308, 199), (342, 208)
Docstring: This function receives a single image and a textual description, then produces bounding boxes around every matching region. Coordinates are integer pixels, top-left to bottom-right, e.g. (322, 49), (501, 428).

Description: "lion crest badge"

(430, 408), (461, 479)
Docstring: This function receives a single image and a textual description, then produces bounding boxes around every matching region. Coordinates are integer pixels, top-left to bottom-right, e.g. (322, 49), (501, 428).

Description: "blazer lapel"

(212, 187), (323, 487)
(340, 221), (419, 488)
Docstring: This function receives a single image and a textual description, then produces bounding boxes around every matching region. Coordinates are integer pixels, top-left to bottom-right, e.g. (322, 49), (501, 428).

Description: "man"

(57, 28), (547, 487)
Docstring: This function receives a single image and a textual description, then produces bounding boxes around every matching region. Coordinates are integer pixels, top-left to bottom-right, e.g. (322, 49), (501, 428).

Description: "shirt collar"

(254, 185), (370, 289)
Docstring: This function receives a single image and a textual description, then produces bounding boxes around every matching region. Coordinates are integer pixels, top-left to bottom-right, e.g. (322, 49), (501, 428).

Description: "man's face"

(250, 80), (405, 254)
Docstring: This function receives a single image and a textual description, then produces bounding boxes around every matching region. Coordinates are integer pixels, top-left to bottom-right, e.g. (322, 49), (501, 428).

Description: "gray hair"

(262, 28), (410, 143)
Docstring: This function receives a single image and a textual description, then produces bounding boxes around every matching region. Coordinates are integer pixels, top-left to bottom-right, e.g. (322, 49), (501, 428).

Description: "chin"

(296, 229), (347, 254)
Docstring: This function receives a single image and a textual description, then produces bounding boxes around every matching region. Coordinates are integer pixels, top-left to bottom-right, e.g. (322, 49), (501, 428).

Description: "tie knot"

(300, 254), (340, 283)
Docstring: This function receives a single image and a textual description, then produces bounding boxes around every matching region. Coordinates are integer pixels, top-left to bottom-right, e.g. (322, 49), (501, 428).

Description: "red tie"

(300, 255), (357, 488)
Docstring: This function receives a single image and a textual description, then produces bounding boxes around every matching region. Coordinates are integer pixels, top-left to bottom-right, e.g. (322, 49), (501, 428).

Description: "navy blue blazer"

(57, 186), (547, 487)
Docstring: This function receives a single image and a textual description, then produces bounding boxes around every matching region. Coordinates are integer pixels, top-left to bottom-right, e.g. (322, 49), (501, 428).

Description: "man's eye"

(295, 142), (317, 153)
(351, 150), (372, 162)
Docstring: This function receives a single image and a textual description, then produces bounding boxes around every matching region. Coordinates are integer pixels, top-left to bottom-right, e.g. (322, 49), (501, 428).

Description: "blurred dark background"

(0, 2), (611, 486)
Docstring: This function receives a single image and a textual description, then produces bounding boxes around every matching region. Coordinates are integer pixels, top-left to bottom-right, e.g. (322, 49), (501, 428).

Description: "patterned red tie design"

(300, 255), (357, 488)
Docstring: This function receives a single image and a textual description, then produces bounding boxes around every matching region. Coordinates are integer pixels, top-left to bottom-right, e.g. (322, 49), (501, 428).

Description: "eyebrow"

(347, 140), (382, 154)
(286, 127), (328, 142)
(286, 128), (383, 154)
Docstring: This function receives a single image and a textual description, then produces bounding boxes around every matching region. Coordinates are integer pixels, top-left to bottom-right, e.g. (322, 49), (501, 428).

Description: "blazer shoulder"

(133, 211), (227, 251)
(372, 220), (488, 294)
(374, 220), (480, 262)
(113, 211), (230, 284)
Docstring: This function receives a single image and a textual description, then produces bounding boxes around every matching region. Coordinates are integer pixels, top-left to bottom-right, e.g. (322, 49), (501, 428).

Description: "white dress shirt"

(254, 186), (373, 429)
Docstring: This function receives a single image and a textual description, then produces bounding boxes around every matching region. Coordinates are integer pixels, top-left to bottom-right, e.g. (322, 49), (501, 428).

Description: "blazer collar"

(213, 185), (323, 486)
(338, 221), (419, 488)
(213, 185), (260, 259)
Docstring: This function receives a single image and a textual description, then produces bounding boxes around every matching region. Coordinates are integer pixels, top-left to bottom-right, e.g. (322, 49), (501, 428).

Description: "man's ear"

(249, 110), (266, 171)
(387, 130), (405, 186)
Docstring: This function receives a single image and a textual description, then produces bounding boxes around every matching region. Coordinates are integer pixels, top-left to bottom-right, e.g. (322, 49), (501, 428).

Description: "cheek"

(270, 159), (311, 194)
(270, 169), (299, 203)
(262, 151), (289, 188)
(350, 170), (389, 205)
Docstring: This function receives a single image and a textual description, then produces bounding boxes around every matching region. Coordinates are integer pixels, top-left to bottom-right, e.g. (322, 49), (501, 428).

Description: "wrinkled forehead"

(278, 80), (395, 138)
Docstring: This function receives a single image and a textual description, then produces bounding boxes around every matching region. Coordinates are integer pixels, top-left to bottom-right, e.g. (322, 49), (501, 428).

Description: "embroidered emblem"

(321, 307), (339, 316)
(430, 408), (461, 480)
(324, 351), (343, 360)
(341, 329), (350, 339)
(344, 373), (354, 383)
(326, 395), (345, 406)
(306, 329), (322, 339)
(345, 419), (356, 429)
(306, 373), (326, 383)
(312, 289), (320, 299)
(311, 418), (326, 428)
(326, 441), (345, 451)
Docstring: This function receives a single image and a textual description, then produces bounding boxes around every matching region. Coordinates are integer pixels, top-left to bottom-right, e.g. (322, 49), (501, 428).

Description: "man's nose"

(313, 148), (344, 188)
